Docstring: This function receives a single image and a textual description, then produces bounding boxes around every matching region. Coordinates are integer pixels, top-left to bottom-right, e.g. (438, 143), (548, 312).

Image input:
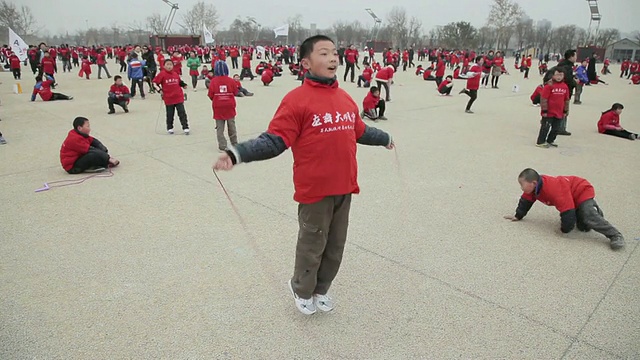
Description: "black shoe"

(547, 142), (558, 147)
(557, 130), (572, 136)
(609, 235), (625, 250)
(123, 105), (129, 113)
(573, 101), (582, 105)
(108, 110), (115, 114)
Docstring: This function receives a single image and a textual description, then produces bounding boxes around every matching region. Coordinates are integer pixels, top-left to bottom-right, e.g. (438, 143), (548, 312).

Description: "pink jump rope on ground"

(34, 168), (114, 193)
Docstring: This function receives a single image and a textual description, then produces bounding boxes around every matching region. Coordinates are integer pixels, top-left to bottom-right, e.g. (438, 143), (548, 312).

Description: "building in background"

(605, 38), (640, 61)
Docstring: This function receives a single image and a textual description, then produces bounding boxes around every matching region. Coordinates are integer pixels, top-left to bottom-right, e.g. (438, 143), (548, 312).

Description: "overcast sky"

(21, 0), (640, 35)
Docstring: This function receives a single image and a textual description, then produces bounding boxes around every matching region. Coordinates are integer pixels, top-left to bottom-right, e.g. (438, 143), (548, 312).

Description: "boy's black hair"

(73, 116), (89, 130)
(370, 86), (379, 93)
(164, 59), (173, 65)
(445, 75), (453, 79)
(35, 75), (42, 82)
(518, 168), (540, 182)
(114, 75), (122, 81)
(603, 103), (624, 114)
(564, 49), (576, 59)
(475, 56), (483, 62)
(299, 35), (335, 60)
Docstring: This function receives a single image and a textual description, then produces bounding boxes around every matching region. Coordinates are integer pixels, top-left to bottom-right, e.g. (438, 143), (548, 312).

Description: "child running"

(504, 168), (625, 250)
(153, 59), (190, 135)
(597, 103), (637, 140)
(212, 35), (394, 315)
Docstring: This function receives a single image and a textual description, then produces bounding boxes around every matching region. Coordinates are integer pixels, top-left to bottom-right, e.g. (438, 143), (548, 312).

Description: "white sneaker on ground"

(288, 279), (316, 315)
(184, 128), (190, 135)
(314, 293), (334, 312)
(167, 129), (174, 135)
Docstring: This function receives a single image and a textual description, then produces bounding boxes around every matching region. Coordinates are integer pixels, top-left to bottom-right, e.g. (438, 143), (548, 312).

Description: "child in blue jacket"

(127, 53), (147, 99)
(573, 59), (589, 105)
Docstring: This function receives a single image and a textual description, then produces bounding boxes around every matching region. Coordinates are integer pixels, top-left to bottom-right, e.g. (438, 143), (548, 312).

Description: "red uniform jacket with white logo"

(153, 69), (185, 105)
(266, 79), (369, 204)
(207, 75), (238, 120)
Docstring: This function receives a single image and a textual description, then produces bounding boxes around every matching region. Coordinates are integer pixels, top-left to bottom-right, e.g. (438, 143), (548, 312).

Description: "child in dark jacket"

(504, 168), (625, 250)
(213, 35), (393, 316)
(597, 103), (637, 140)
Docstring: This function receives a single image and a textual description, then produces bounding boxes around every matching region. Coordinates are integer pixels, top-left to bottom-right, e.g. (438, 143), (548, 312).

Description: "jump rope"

(34, 167), (114, 192)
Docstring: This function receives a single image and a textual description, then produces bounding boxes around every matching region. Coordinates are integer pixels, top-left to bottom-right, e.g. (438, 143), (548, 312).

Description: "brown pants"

(291, 195), (352, 299)
(215, 118), (237, 150)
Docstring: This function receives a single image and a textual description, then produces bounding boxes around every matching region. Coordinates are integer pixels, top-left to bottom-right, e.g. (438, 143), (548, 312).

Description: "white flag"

(273, 24), (289, 38)
(9, 28), (29, 61)
(203, 25), (214, 44)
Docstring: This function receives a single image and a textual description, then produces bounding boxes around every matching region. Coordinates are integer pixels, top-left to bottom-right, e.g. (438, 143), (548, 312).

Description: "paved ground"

(1, 58), (638, 359)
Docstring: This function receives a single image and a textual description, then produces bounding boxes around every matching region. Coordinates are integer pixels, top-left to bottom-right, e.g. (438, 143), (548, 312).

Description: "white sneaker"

(184, 128), (190, 135)
(288, 279), (316, 315)
(193, 88), (197, 92)
(167, 129), (174, 134)
(314, 293), (334, 312)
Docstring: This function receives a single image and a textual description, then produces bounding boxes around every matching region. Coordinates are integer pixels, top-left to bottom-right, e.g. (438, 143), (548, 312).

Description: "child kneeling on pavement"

(361, 86), (387, 121)
(504, 168), (625, 250)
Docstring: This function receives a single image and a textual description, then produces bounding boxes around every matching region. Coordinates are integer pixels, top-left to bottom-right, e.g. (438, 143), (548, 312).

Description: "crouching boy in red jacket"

(213, 35), (394, 315)
(504, 168), (625, 250)
(60, 117), (120, 174)
(361, 86), (386, 120)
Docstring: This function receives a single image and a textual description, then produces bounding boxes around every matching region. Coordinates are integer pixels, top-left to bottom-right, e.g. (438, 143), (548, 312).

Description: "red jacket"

(242, 53), (251, 69)
(435, 60), (445, 77)
(109, 84), (131, 102)
(362, 67), (373, 82)
(9, 54), (20, 69)
(531, 85), (543, 102)
(32, 79), (54, 101)
(41, 57), (56, 74)
(375, 66), (394, 82)
(207, 75), (238, 120)
(466, 64), (482, 90)
(453, 68), (460, 79)
(261, 68), (274, 84)
(266, 79), (368, 204)
(423, 69), (433, 79)
(345, 49), (357, 64)
(97, 53), (106, 65)
(597, 111), (621, 133)
(541, 82), (569, 118)
(362, 91), (379, 111)
(60, 130), (94, 171)
(438, 79), (452, 93)
(153, 69), (185, 105)
(520, 175), (595, 214)
(632, 74), (640, 85)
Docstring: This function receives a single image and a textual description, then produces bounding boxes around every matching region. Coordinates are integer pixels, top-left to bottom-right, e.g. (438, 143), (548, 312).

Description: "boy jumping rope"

(213, 35), (394, 315)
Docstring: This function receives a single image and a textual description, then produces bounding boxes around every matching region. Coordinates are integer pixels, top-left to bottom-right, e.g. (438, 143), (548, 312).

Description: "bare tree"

(574, 27), (588, 46)
(514, 16), (534, 50)
(594, 28), (620, 48)
(550, 25), (578, 53)
(486, 0), (524, 49)
(386, 7), (409, 49)
(437, 22), (478, 49)
(534, 20), (553, 53)
(285, 14), (305, 44)
(146, 13), (165, 34)
(0, 0), (38, 36)
(178, 1), (219, 35)
(477, 26), (496, 51)
(407, 17), (422, 48)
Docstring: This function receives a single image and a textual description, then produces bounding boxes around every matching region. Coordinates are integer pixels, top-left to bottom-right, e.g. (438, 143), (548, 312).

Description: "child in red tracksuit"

(31, 75), (73, 101)
(213, 35), (393, 316)
(208, 61), (238, 152)
(361, 86), (386, 121)
(153, 59), (190, 135)
(79, 56), (92, 79)
(504, 168), (625, 250)
(9, 53), (21, 80)
(597, 103), (637, 140)
(357, 64), (373, 88)
(437, 75), (454, 95)
(232, 74), (253, 97)
(536, 68), (569, 148)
